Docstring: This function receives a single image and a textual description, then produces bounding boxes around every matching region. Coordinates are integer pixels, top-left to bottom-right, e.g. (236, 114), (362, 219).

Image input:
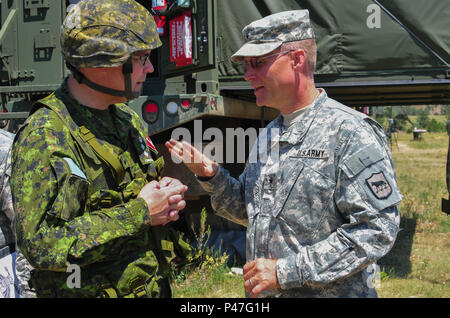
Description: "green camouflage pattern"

(61, 0), (162, 68)
(231, 10), (315, 62)
(10, 80), (190, 297)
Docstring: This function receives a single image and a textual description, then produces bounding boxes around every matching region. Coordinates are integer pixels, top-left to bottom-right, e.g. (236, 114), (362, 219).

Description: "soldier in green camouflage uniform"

(10, 0), (190, 298)
(166, 10), (401, 298)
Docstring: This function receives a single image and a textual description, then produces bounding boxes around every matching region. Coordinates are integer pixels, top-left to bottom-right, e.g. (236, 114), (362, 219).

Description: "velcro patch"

(63, 157), (87, 180)
(297, 149), (328, 159)
(366, 171), (392, 200)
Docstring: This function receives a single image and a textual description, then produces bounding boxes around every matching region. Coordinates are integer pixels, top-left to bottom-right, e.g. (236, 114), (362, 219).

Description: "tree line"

(373, 105), (449, 133)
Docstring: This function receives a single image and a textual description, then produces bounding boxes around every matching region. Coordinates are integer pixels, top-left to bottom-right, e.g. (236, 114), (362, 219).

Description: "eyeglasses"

(243, 50), (293, 69)
(133, 53), (151, 66)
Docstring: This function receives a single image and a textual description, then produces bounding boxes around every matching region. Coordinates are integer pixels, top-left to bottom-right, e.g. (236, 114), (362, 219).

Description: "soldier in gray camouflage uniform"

(166, 10), (401, 298)
(0, 129), (35, 297)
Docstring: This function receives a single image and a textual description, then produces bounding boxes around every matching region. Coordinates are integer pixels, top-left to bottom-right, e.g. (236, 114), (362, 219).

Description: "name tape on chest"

(297, 149), (328, 159)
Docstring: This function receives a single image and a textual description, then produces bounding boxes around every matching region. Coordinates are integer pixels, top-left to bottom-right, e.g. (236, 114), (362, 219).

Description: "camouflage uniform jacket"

(10, 80), (190, 297)
(199, 90), (401, 297)
(0, 129), (15, 250)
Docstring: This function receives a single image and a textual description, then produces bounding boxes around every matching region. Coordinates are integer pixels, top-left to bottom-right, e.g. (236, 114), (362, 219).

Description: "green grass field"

(172, 131), (450, 298)
(377, 131), (449, 297)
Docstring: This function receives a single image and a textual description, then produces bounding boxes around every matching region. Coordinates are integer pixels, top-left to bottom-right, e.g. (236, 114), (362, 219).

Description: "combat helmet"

(61, 0), (161, 100)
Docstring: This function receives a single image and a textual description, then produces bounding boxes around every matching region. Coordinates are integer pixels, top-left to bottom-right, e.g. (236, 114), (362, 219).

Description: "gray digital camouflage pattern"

(61, 0), (162, 68)
(199, 90), (402, 297)
(231, 10), (315, 62)
(0, 129), (35, 298)
(0, 129), (14, 250)
(14, 245), (35, 297)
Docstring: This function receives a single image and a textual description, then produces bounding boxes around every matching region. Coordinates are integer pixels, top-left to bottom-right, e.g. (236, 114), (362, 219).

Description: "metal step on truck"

(1, 0), (449, 260)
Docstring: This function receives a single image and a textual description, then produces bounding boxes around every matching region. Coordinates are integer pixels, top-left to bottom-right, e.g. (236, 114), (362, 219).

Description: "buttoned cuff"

(276, 254), (303, 290)
(196, 166), (226, 193)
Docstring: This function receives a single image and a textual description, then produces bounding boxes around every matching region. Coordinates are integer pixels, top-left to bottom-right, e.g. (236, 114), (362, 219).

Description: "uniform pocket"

(48, 157), (89, 221)
(271, 159), (304, 218)
(151, 226), (191, 271)
(277, 163), (336, 242)
(99, 249), (161, 298)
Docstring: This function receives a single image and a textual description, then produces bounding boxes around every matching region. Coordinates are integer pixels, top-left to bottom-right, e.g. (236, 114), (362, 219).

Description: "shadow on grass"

(378, 214), (417, 278)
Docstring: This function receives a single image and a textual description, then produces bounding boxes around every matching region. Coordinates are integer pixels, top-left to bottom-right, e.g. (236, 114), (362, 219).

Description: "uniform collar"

(59, 78), (129, 136)
(278, 89), (327, 145)
(54, 79), (139, 156)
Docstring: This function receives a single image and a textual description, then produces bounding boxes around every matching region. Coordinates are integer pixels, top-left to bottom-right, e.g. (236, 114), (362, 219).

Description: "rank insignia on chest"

(366, 171), (392, 200)
(297, 149), (328, 159)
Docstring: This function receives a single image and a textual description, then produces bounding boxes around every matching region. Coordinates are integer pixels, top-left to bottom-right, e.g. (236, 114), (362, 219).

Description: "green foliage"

(377, 106), (449, 133)
(375, 114), (387, 130)
(426, 118), (446, 133)
(416, 108), (430, 129)
(185, 207), (213, 268)
(377, 132), (449, 298)
(171, 208), (245, 298)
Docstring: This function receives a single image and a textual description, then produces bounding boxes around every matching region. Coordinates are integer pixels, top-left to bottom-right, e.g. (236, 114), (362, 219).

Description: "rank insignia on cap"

(366, 171), (392, 200)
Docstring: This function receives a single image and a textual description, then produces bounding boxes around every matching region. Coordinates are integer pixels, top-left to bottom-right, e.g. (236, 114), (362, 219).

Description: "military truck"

(1, 1), (449, 240)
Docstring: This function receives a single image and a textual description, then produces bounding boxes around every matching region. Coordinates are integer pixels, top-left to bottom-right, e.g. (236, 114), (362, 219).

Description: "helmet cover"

(61, 0), (162, 68)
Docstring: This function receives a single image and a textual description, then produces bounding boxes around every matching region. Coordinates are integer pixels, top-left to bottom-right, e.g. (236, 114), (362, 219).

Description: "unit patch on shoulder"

(366, 171), (392, 200)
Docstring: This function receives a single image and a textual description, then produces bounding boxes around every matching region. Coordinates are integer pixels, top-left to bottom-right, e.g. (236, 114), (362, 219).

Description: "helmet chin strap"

(67, 58), (139, 100)
(121, 58), (138, 100)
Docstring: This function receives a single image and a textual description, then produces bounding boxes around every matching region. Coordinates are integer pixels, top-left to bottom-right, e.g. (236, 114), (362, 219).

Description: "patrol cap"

(61, 0), (162, 69)
(231, 10), (315, 63)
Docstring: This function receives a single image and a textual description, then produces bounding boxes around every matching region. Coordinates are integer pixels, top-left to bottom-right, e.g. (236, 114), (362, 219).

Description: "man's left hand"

(243, 258), (280, 298)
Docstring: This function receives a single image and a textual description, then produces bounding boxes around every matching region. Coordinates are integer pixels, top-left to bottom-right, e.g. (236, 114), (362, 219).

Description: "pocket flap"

(48, 157), (89, 221)
(272, 158), (305, 218)
(342, 147), (384, 178)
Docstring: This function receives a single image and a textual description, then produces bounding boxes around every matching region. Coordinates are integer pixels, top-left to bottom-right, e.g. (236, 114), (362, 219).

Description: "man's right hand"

(137, 180), (188, 226)
(165, 139), (219, 178)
